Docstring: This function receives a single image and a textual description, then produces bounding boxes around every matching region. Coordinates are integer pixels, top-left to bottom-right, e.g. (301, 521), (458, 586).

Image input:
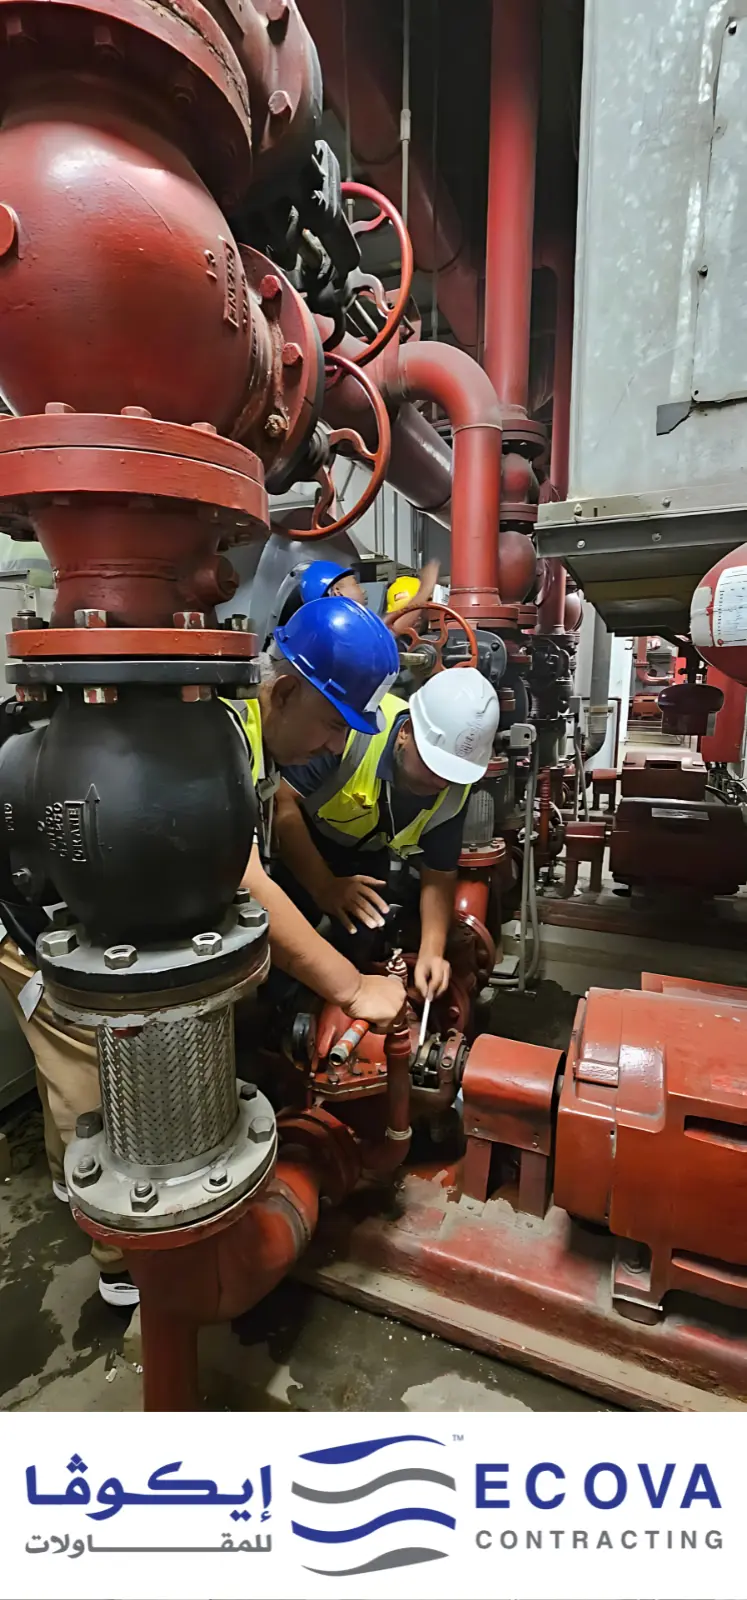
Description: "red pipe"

(388, 341), (506, 620)
(322, 333), (511, 617)
(362, 1018), (413, 1178)
(537, 768), (552, 863)
(483, 0), (541, 410)
(117, 1109), (361, 1408)
(140, 1304), (200, 1413)
(127, 1160), (322, 1325)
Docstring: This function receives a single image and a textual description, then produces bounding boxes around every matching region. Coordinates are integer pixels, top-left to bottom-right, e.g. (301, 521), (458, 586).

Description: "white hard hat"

(409, 667), (500, 784)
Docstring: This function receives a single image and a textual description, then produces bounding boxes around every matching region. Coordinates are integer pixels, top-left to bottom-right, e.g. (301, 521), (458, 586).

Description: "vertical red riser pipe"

(483, 0), (541, 412)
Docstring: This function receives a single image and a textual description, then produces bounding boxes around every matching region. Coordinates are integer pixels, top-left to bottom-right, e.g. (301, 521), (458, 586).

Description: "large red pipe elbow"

(129, 1160), (320, 1412)
(127, 1158), (321, 1327)
(108, 1108), (362, 1409)
(392, 342), (504, 620)
(320, 331), (512, 619)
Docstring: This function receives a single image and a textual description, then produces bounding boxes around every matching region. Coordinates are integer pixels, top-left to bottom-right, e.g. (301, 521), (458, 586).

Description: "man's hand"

(414, 953), (451, 1001)
(320, 875), (390, 934)
(342, 972), (406, 1032)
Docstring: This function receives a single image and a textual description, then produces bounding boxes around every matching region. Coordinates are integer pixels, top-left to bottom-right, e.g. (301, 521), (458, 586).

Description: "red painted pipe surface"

(127, 1160), (321, 1326)
(455, 875), (490, 928)
(323, 334), (508, 615)
(537, 768), (552, 863)
(318, 326), (453, 524)
(124, 1109), (361, 1408)
(299, 0), (480, 353)
(140, 1304), (201, 1413)
(483, 0), (541, 409)
(361, 1020), (412, 1179)
(392, 342), (504, 618)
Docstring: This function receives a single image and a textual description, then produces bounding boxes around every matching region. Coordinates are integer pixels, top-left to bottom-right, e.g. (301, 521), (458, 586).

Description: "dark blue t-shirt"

(281, 713), (465, 872)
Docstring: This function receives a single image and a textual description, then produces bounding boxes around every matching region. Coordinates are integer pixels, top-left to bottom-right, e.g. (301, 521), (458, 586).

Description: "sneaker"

(98, 1270), (140, 1309)
(52, 1179), (69, 1204)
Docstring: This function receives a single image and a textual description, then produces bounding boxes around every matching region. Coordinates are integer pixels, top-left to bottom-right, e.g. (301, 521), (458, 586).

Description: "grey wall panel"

(571, 0), (747, 499)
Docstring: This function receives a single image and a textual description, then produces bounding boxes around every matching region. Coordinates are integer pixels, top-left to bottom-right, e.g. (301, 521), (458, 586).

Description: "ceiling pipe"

(483, 0), (541, 412)
(299, 0), (480, 352)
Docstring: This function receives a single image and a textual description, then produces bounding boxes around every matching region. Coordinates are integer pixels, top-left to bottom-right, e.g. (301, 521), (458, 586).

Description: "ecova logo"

(290, 1433), (457, 1577)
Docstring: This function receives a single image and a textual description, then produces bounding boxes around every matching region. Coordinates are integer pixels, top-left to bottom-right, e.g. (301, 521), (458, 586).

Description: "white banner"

(0, 1410), (739, 1599)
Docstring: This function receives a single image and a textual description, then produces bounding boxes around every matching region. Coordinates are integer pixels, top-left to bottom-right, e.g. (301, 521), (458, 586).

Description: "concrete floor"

(0, 1091), (607, 1415)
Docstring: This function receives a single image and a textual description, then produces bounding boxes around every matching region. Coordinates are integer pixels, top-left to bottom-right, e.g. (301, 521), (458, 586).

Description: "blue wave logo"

(291, 1433), (456, 1577)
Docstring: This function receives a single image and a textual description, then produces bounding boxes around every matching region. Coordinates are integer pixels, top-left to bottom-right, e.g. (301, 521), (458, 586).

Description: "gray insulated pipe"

(585, 610), (612, 763)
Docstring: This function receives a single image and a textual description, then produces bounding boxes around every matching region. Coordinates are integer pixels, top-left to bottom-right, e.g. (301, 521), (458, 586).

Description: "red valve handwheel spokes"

(280, 352), (391, 542)
(387, 601), (479, 673)
(340, 181), (414, 367)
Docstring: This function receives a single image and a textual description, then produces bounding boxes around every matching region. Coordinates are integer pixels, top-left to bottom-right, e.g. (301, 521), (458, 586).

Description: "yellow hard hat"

(386, 574), (420, 613)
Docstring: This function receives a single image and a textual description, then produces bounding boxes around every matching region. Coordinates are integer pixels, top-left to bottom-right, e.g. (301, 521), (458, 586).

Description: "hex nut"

(40, 928), (78, 958)
(264, 410), (288, 438)
(205, 1168), (231, 1191)
(74, 608), (108, 627)
(104, 944), (138, 971)
(259, 273), (282, 302)
(238, 901), (266, 929)
(248, 1115), (274, 1144)
(75, 1110), (104, 1138)
(130, 1181), (158, 1213)
(234, 887), (253, 906)
(192, 932), (223, 956)
(239, 1081), (258, 1101)
(73, 1156), (101, 1188)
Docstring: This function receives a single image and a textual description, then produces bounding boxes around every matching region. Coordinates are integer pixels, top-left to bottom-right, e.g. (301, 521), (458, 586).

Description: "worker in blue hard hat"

(298, 559), (368, 608)
(224, 595), (405, 1035)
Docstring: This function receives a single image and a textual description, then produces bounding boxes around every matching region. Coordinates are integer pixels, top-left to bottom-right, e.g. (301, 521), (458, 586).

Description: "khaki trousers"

(0, 939), (122, 1270)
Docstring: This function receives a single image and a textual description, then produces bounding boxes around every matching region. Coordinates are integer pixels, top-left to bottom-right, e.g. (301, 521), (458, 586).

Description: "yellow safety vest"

(223, 695), (263, 783)
(221, 696), (277, 860)
(303, 692), (469, 859)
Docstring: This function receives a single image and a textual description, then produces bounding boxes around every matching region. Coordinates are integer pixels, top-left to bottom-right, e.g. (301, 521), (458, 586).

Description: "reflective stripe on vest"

(302, 691), (469, 858)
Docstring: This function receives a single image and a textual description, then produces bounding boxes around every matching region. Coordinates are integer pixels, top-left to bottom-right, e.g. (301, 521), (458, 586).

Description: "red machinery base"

(298, 1167), (747, 1411)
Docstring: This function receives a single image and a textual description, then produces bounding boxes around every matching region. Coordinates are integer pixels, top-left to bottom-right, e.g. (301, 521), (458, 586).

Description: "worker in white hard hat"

(274, 667), (500, 1001)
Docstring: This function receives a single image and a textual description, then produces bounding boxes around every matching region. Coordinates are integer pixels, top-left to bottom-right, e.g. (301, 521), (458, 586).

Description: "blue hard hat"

(298, 560), (354, 605)
(274, 597), (399, 734)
